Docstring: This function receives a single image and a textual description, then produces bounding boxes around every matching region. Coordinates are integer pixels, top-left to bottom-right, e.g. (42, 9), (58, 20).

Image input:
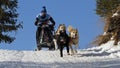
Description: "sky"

(0, 0), (104, 50)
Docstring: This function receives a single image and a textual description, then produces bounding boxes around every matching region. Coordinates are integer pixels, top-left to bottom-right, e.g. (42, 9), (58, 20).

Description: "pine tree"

(96, 0), (120, 17)
(0, 0), (22, 44)
(94, 0), (120, 45)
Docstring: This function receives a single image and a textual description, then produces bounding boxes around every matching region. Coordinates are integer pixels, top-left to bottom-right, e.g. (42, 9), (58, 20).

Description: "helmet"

(41, 6), (47, 13)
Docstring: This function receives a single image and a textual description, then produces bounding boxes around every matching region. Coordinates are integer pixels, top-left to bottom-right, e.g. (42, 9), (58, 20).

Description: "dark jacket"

(35, 14), (55, 26)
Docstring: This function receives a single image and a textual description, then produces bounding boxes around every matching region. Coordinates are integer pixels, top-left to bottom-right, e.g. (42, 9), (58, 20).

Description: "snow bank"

(100, 41), (120, 52)
(0, 41), (120, 68)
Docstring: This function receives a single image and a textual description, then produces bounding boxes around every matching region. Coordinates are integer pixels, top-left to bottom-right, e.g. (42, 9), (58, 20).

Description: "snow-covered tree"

(0, 0), (22, 44)
(94, 0), (120, 45)
(96, 0), (120, 18)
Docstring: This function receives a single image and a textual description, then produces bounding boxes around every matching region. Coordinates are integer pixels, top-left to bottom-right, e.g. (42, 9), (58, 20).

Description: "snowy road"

(0, 47), (120, 68)
(0, 41), (120, 68)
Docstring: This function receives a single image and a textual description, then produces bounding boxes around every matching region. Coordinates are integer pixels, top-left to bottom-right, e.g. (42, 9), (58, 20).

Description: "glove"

(35, 21), (38, 26)
(49, 24), (54, 28)
(38, 23), (42, 27)
(52, 24), (55, 27)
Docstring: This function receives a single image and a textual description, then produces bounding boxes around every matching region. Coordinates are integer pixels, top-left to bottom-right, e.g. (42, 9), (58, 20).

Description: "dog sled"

(36, 25), (55, 51)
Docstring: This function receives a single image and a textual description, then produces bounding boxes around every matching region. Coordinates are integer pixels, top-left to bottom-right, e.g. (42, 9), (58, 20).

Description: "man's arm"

(35, 18), (39, 26)
(49, 17), (56, 26)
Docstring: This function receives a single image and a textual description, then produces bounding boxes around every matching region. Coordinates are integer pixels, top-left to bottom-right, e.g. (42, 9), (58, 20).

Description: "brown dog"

(68, 26), (79, 55)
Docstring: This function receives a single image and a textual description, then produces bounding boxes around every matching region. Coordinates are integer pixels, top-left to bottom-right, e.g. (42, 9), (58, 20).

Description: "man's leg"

(36, 27), (41, 50)
(48, 27), (53, 41)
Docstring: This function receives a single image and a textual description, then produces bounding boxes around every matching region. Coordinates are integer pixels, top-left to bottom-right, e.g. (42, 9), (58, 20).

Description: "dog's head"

(56, 24), (66, 35)
(59, 24), (66, 32)
(68, 26), (78, 38)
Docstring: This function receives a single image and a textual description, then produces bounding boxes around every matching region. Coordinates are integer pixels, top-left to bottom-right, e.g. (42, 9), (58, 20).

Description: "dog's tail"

(68, 25), (73, 32)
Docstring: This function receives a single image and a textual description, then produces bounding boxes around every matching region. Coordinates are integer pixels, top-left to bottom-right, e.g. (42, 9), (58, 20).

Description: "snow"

(0, 41), (120, 68)
(112, 12), (119, 17)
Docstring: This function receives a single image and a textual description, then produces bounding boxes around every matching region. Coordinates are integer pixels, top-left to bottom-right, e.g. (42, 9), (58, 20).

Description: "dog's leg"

(69, 45), (74, 55)
(75, 44), (78, 53)
(53, 39), (57, 50)
(66, 44), (70, 55)
(60, 44), (64, 57)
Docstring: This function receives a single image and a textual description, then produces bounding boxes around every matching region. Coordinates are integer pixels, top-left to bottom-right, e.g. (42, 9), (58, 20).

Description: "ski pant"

(36, 27), (41, 48)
